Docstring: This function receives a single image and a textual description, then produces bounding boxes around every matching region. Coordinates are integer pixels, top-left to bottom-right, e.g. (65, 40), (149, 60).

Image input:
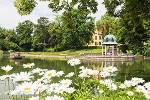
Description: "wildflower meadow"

(0, 58), (150, 100)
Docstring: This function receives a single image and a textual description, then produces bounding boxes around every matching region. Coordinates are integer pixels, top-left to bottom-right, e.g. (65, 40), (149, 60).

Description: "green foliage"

(46, 47), (55, 52)
(102, 0), (150, 55)
(33, 17), (50, 51)
(14, 0), (37, 15)
(16, 20), (34, 51)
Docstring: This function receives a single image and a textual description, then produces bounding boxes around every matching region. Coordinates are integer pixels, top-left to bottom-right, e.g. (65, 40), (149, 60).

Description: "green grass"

(22, 48), (102, 55)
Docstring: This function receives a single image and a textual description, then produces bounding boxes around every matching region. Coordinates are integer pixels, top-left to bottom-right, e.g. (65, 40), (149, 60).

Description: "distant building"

(88, 29), (103, 46)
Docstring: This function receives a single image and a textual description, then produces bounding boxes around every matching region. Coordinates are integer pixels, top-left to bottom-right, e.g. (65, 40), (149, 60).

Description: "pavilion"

(102, 34), (118, 56)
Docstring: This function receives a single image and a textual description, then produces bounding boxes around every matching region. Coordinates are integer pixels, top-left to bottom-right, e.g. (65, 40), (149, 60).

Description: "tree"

(60, 7), (95, 49)
(16, 20), (34, 51)
(33, 17), (50, 51)
(14, 0), (98, 15)
(48, 19), (62, 51)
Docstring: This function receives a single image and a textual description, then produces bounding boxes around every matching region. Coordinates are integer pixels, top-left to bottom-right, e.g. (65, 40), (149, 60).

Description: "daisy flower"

(15, 81), (36, 95)
(35, 83), (48, 93)
(31, 68), (42, 74)
(104, 79), (113, 86)
(127, 91), (134, 96)
(135, 85), (146, 93)
(9, 90), (19, 96)
(67, 58), (81, 66)
(65, 72), (74, 78)
(54, 85), (67, 94)
(144, 82), (150, 90)
(59, 79), (72, 87)
(107, 83), (117, 90)
(11, 72), (34, 82)
(0, 75), (8, 80)
(23, 63), (35, 68)
(102, 66), (118, 73)
(1, 65), (13, 72)
(124, 80), (136, 87)
(49, 83), (60, 89)
(43, 70), (56, 79)
(66, 87), (76, 93)
(56, 71), (64, 77)
(144, 90), (150, 100)
(100, 71), (110, 78)
(131, 77), (145, 85)
(118, 84), (126, 89)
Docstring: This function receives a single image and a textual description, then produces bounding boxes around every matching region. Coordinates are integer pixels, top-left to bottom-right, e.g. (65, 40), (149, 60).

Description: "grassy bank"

(21, 48), (102, 56)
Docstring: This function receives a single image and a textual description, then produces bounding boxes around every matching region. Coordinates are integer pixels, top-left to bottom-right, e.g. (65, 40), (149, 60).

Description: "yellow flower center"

(27, 63), (30, 65)
(24, 87), (31, 91)
(148, 92), (150, 96)
(59, 89), (63, 92)
(108, 68), (112, 71)
(139, 88), (142, 90)
(64, 82), (68, 85)
(38, 86), (42, 88)
(48, 73), (52, 76)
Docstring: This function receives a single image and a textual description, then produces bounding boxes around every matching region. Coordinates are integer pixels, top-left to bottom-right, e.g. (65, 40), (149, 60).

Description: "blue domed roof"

(102, 34), (118, 45)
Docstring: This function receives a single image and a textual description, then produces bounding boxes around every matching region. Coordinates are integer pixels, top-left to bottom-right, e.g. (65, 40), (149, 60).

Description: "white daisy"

(59, 79), (72, 87)
(67, 58), (81, 66)
(100, 71), (110, 78)
(118, 84), (126, 89)
(31, 68), (42, 74)
(103, 66), (118, 73)
(124, 80), (136, 87)
(66, 87), (76, 93)
(11, 72), (33, 82)
(23, 63), (35, 68)
(127, 91), (134, 96)
(131, 77), (145, 85)
(56, 71), (64, 77)
(65, 72), (74, 77)
(107, 83), (117, 90)
(144, 82), (150, 90)
(35, 82), (48, 93)
(144, 90), (150, 100)
(1, 65), (13, 72)
(135, 85), (146, 93)
(54, 85), (67, 94)
(43, 70), (56, 79)
(15, 81), (36, 95)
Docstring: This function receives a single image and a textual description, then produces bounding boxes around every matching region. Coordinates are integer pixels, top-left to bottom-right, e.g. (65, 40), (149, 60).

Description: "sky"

(0, 0), (106, 29)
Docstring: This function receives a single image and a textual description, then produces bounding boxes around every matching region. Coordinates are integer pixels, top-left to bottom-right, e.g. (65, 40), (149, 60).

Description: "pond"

(0, 56), (150, 99)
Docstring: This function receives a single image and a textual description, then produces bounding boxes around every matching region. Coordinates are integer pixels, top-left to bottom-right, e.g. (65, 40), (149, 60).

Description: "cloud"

(0, 0), (106, 29)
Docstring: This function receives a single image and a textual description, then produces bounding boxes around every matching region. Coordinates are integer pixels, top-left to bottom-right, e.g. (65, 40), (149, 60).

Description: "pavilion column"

(105, 45), (107, 55)
(102, 45), (103, 55)
(112, 45), (114, 56)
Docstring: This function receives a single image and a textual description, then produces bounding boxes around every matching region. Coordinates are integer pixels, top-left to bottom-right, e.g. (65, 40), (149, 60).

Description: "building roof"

(102, 34), (118, 45)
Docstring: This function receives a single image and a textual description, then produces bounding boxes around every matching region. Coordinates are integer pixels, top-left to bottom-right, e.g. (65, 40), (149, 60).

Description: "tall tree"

(60, 7), (95, 49)
(48, 19), (62, 51)
(16, 20), (34, 51)
(33, 17), (50, 51)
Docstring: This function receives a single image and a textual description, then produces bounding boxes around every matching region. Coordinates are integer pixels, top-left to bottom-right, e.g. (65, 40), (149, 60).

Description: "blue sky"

(0, 0), (106, 29)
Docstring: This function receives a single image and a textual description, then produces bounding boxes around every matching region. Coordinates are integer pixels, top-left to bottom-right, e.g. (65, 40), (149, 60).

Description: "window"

(95, 36), (97, 40)
(99, 42), (101, 45)
(99, 36), (102, 40)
